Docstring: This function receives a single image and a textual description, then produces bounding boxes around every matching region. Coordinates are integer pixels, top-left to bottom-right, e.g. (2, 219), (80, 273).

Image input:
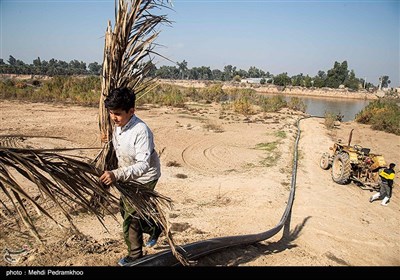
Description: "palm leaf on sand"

(0, 147), (118, 243)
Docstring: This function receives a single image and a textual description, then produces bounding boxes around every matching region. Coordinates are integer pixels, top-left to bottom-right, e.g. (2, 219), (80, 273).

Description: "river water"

(284, 95), (370, 122)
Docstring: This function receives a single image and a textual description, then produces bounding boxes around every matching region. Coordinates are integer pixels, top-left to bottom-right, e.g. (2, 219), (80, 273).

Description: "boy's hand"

(100, 171), (116, 185)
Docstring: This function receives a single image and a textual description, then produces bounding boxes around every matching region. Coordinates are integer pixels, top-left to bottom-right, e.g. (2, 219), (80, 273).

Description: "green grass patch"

(255, 141), (279, 151)
(254, 140), (282, 167)
(259, 152), (281, 167)
(275, 130), (287, 138)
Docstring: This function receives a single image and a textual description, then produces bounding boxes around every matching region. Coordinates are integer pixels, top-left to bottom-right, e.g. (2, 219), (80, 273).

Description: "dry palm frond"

(0, 135), (27, 148)
(0, 135), (65, 149)
(116, 182), (190, 266)
(94, 0), (189, 265)
(0, 147), (119, 242)
(96, 0), (171, 154)
(0, 147), (176, 239)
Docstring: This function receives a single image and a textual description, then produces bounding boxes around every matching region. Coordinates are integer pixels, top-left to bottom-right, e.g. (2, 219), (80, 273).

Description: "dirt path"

(0, 100), (399, 266)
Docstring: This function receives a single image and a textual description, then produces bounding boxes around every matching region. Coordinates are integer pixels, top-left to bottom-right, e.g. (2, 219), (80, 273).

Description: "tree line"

(0, 55), (392, 91)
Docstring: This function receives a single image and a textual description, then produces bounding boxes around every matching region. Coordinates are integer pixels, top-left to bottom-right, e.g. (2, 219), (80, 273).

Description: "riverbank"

(160, 79), (380, 100)
(0, 75), (385, 101)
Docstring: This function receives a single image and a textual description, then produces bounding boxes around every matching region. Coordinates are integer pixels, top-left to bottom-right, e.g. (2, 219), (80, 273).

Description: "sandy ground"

(0, 100), (399, 267)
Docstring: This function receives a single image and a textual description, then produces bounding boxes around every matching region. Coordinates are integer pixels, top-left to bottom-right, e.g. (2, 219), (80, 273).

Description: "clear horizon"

(1, 0), (399, 87)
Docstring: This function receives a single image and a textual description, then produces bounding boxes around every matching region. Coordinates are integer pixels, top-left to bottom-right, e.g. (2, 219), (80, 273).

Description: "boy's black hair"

(389, 163), (396, 169)
(104, 87), (136, 112)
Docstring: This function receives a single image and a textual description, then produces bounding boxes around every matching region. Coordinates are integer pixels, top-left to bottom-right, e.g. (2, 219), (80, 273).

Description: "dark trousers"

(120, 180), (162, 259)
(379, 180), (392, 198)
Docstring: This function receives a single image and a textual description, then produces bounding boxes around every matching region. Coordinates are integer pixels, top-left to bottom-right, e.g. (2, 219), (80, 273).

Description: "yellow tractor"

(320, 129), (386, 189)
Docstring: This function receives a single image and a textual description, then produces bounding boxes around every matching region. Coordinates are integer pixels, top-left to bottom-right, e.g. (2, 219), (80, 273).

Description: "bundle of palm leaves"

(0, 0), (189, 266)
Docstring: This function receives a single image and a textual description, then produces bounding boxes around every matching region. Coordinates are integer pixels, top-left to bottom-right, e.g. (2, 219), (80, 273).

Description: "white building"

(240, 77), (273, 84)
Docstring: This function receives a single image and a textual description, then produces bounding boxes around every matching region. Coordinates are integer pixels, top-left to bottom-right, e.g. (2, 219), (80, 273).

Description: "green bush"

(355, 99), (400, 135)
(324, 112), (337, 129)
(200, 84), (226, 102)
(162, 87), (185, 107)
(287, 97), (307, 112)
(233, 96), (253, 115)
(259, 95), (287, 112)
(0, 76), (101, 105)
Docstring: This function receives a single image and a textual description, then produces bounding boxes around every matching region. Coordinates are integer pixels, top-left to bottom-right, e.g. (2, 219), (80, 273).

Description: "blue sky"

(1, 0), (399, 87)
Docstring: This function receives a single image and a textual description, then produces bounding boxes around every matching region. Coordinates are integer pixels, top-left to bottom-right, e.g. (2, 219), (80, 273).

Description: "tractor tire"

(320, 152), (331, 170)
(331, 152), (351, 184)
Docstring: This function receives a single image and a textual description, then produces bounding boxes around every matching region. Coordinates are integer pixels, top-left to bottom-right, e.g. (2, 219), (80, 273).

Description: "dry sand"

(0, 100), (399, 266)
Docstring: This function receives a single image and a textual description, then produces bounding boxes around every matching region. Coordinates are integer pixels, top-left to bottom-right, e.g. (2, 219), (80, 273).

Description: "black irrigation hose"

(130, 116), (317, 266)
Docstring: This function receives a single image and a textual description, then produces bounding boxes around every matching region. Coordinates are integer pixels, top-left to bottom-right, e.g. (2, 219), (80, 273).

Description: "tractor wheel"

(320, 152), (331, 170)
(331, 152), (351, 184)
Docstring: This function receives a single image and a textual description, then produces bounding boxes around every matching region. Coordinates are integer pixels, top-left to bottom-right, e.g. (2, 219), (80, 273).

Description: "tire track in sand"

(181, 137), (253, 175)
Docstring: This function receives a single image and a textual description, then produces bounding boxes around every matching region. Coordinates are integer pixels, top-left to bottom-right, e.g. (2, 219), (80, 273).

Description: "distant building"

(240, 77), (273, 84)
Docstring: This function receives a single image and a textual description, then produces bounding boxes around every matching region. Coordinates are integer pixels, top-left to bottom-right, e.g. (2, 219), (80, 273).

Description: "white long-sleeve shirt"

(111, 115), (161, 184)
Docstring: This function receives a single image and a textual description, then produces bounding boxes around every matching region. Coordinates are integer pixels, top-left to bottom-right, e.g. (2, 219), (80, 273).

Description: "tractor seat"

(361, 148), (370, 156)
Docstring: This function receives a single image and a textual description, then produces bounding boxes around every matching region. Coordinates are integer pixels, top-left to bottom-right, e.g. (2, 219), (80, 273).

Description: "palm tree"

(177, 60), (188, 79)
(0, 0), (189, 265)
